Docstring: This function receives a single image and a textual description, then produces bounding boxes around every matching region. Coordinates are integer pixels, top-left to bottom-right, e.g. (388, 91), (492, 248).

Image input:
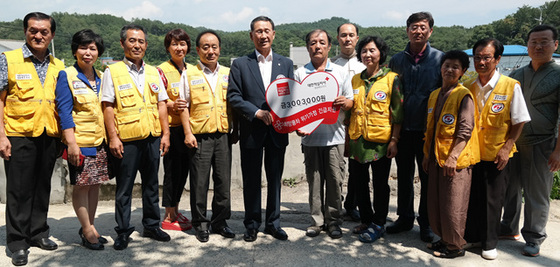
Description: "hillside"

(1, 2), (559, 67)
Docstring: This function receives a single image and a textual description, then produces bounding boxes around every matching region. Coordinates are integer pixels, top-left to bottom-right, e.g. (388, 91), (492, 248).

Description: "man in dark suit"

(227, 16), (294, 242)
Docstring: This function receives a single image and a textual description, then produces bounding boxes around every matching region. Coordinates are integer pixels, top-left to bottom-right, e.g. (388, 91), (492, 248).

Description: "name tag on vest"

(16, 74), (32, 80)
(493, 94), (507, 101)
(171, 82), (180, 88)
(73, 89), (89, 95)
(118, 83), (133, 91)
(72, 80), (88, 89)
(191, 78), (204, 86)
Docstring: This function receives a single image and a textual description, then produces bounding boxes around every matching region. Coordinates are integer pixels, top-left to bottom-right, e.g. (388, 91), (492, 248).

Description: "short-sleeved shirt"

(294, 60), (354, 147)
(100, 58), (168, 103)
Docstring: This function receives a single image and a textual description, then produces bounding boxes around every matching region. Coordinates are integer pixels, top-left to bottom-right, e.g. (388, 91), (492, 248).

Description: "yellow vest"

(158, 60), (193, 127)
(108, 61), (162, 141)
(424, 84), (480, 169)
(466, 75), (518, 161)
(348, 72), (397, 143)
(186, 64), (230, 134)
(3, 48), (64, 137)
(63, 66), (105, 147)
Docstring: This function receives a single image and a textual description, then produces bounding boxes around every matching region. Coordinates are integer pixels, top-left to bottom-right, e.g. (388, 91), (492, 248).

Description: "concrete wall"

(0, 133), (306, 204)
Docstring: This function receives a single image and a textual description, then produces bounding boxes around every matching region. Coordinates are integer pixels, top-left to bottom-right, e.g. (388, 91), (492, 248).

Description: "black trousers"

(350, 157), (391, 226)
(240, 135), (286, 230)
(189, 132), (231, 231)
(395, 130), (429, 228)
(162, 126), (190, 207)
(113, 136), (161, 235)
(465, 160), (509, 250)
(5, 134), (58, 252)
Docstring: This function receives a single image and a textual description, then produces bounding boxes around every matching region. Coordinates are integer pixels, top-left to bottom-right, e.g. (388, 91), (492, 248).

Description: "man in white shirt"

(463, 38), (530, 260)
(331, 22), (366, 221)
(101, 24), (171, 250)
(178, 30), (235, 243)
(295, 29), (354, 239)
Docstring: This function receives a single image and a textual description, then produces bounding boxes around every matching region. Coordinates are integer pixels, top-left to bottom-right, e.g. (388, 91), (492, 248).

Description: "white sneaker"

(482, 248), (498, 260)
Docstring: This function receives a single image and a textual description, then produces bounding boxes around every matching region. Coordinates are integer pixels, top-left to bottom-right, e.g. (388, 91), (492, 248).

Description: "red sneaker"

(162, 220), (183, 231)
(177, 213), (193, 230)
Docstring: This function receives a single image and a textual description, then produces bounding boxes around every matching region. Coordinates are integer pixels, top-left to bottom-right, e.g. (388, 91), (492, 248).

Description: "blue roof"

(464, 45), (560, 57)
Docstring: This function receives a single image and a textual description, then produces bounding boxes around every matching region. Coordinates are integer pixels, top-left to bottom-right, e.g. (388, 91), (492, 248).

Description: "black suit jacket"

(227, 51), (294, 149)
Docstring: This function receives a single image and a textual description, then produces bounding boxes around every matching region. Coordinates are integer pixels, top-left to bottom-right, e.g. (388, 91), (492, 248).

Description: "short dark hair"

(23, 12), (56, 33)
(196, 30), (221, 47)
(356, 36), (389, 65)
(406, 12), (434, 28)
(164, 28), (191, 54)
(71, 29), (105, 58)
(120, 24), (147, 42)
(250, 16), (275, 31)
(337, 23), (359, 36)
(528, 24), (558, 41)
(472, 38), (504, 59)
(305, 29), (332, 46)
(441, 50), (470, 70)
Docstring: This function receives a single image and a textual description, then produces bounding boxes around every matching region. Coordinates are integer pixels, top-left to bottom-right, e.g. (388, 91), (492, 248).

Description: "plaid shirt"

(0, 44), (53, 91)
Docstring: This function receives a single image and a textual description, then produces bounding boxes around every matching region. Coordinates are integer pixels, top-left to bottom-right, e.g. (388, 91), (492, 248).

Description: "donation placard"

(266, 71), (340, 134)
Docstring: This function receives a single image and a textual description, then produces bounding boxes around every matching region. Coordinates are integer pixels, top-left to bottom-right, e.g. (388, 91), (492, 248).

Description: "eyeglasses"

(473, 56), (494, 62)
(528, 40), (555, 47)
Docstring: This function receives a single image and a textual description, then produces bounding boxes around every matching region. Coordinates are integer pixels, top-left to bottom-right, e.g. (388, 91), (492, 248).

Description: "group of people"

(1, 10), (559, 266)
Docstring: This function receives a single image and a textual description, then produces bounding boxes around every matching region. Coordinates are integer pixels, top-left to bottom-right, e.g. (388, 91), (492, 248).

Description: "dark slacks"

(189, 132), (232, 231)
(464, 160), (509, 250)
(113, 136), (161, 235)
(240, 135), (286, 230)
(395, 130), (429, 227)
(350, 157), (391, 226)
(162, 126), (190, 207)
(5, 134), (58, 252)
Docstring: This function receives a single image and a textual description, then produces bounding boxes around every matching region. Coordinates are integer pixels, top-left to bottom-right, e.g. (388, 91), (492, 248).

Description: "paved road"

(1, 180), (559, 266)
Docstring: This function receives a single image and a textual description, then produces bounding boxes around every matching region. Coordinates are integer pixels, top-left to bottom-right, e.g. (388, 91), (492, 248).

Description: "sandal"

(358, 223), (385, 243)
(352, 223), (368, 234)
(427, 240), (445, 251)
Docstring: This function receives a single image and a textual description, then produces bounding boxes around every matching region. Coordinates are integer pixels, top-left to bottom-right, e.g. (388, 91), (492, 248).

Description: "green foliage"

(552, 171), (560, 200)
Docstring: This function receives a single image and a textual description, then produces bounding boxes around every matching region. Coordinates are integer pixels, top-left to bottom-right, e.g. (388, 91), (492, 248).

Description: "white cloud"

(220, 7), (255, 24)
(258, 7), (271, 16)
(121, 1), (164, 20)
(382, 10), (410, 25)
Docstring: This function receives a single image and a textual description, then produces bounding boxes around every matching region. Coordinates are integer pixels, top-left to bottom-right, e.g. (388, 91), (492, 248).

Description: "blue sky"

(0, 0), (552, 32)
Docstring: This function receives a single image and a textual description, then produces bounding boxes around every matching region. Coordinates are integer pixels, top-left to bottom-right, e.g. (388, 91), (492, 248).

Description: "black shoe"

(196, 230), (210, 242)
(80, 232), (104, 250)
(98, 236), (108, 244)
(433, 248), (465, 258)
(243, 229), (258, 242)
(212, 226), (235, 238)
(113, 234), (130, 250)
(264, 226), (288, 241)
(143, 227), (171, 242)
(11, 249), (28, 266)
(79, 227), (108, 245)
(30, 238), (58, 251)
(420, 227), (435, 243)
(386, 218), (414, 234)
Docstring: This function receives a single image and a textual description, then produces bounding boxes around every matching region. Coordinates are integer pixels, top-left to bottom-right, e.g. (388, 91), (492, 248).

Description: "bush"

(552, 171), (560, 200)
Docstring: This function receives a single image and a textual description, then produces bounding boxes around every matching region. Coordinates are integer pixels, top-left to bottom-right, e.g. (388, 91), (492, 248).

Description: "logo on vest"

(72, 80), (87, 89)
(118, 83), (133, 91)
(493, 94), (507, 101)
(150, 83), (160, 93)
(171, 82), (180, 89)
(374, 91), (387, 101)
(491, 103), (505, 113)
(276, 74), (286, 79)
(191, 78), (204, 86)
(15, 74), (32, 80)
(222, 75), (229, 82)
(442, 114), (455, 125)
